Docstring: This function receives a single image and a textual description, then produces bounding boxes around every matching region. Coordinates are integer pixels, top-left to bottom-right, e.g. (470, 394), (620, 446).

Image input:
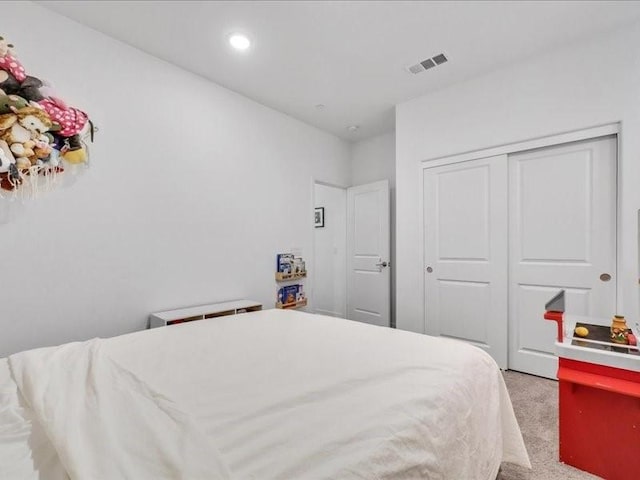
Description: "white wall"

(351, 132), (396, 325)
(313, 183), (347, 317)
(351, 132), (396, 189)
(396, 23), (640, 333)
(0, 1), (351, 356)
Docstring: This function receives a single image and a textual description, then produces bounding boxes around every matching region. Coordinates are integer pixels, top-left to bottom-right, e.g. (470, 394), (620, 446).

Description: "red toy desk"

(545, 311), (640, 480)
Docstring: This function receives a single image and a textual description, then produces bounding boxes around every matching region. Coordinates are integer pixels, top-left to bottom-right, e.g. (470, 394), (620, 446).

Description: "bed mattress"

(0, 309), (529, 479)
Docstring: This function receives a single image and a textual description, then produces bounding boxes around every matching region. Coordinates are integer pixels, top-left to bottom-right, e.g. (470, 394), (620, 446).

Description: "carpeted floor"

(497, 370), (602, 480)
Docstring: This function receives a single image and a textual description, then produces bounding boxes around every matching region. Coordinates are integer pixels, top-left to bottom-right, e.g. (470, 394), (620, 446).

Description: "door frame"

(310, 178), (349, 316)
(420, 122), (621, 361)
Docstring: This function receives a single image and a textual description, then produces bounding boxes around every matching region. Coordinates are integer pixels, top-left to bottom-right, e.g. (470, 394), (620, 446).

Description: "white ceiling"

(40, 1), (640, 141)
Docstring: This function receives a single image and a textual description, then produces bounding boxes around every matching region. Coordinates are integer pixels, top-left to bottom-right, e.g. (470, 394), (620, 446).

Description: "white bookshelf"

(149, 299), (262, 328)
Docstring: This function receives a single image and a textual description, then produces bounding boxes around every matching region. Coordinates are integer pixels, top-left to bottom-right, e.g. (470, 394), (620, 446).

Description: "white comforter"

(1, 309), (530, 479)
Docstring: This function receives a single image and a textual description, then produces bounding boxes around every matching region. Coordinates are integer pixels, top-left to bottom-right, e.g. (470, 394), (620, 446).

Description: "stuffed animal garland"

(0, 35), (93, 192)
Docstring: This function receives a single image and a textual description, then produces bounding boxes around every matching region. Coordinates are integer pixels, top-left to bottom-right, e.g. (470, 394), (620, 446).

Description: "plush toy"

(17, 75), (44, 102)
(0, 138), (20, 190)
(11, 75), (90, 163)
(0, 75), (44, 104)
(0, 106), (52, 167)
(44, 145), (62, 172)
(0, 92), (29, 114)
(12, 76), (87, 135)
(0, 36), (26, 82)
(60, 131), (88, 164)
(0, 34), (94, 194)
(16, 106), (52, 136)
(39, 97), (87, 137)
(0, 70), (20, 95)
(33, 132), (53, 161)
(0, 139), (15, 172)
(0, 37), (12, 59)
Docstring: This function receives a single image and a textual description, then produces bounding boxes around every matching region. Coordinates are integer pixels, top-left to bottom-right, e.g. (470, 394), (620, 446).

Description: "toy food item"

(610, 315), (629, 344)
(574, 326), (589, 338)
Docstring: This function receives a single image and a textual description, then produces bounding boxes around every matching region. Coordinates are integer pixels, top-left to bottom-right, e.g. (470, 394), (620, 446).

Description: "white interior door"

(347, 180), (390, 326)
(509, 135), (617, 379)
(423, 156), (508, 368)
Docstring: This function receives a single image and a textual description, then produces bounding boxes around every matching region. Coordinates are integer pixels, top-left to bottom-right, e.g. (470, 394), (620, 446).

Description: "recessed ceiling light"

(347, 125), (359, 132)
(228, 33), (251, 51)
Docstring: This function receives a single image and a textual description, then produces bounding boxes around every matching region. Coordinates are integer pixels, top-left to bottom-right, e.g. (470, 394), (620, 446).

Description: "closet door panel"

(423, 155), (508, 368)
(508, 136), (617, 379)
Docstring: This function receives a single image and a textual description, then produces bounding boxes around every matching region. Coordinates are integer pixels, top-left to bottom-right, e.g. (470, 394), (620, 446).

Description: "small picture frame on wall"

(314, 207), (325, 228)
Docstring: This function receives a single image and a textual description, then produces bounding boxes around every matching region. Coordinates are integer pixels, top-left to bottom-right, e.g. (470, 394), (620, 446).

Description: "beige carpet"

(497, 370), (602, 480)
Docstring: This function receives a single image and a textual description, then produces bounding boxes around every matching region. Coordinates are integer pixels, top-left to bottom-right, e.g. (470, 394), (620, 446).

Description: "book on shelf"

(277, 253), (295, 274)
(277, 284), (306, 305)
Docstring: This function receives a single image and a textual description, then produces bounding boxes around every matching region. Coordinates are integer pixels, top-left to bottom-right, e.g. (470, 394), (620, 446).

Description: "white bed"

(0, 309), (530, 479)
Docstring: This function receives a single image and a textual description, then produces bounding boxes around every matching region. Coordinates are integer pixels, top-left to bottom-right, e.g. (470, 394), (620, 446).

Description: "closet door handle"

(426, 266), (433, 273)
(600, 273), (612, 282)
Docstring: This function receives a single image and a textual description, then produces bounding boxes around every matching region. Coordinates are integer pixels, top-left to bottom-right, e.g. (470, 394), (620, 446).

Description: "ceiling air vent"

(406, 53), (448, 75)
(432, 53), (448, 65)
(420, 58), (436, 70)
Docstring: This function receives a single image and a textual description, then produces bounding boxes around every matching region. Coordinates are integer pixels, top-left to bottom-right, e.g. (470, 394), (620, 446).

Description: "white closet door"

(423, 155), (508, 368)
(509, 136), (617, 379)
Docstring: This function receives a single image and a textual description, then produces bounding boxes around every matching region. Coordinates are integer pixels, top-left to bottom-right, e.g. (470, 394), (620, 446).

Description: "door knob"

(376, 261), (389, 268)
(600, 273), (612, 282)
(426, 266), (433, 273)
